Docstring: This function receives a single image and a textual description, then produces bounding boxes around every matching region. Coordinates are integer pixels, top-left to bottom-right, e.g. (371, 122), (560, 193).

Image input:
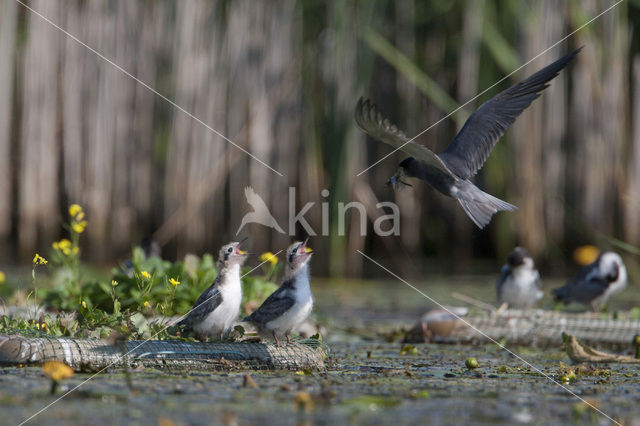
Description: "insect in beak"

(386, 174), (412, 191)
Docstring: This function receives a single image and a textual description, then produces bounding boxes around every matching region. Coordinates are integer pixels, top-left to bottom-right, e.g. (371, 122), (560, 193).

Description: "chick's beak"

(301, 238), (312, 254)
(235, 237), (248, 255)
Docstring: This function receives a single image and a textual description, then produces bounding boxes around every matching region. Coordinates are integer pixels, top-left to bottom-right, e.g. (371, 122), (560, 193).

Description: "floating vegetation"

(465, 357), (479, 370)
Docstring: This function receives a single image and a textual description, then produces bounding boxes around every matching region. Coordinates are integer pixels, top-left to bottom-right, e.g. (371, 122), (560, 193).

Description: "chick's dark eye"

(227, 247), (233, 253)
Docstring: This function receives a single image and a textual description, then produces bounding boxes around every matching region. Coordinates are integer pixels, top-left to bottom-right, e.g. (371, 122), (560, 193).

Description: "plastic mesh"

(0, 335), (326, 371)
(440, 309), (640, 346)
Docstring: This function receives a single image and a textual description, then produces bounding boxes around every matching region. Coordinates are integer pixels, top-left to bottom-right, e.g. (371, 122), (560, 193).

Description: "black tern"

(355, 48), (581, 228)
(496, 247), (543, 309)
(243, 240), (314, 345)
(177, 239), (249, 340)
(553, 251), (627, 311)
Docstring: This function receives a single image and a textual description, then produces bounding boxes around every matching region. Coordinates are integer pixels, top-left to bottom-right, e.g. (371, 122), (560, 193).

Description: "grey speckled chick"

(244, 240), (313, 345)
(553, 251), (627, 311)
(496, 247), (542, 309)
(177, 239), (248, 340)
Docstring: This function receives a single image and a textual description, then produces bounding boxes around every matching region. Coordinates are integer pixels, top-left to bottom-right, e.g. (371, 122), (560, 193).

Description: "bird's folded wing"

(495, 264), (510, 299)
(180, 287), (223, 328)
(574, 277), (611, 301)
(439, 48), (581, 179)
(245, 289), (295, 324)
(355, 97), (453, 173)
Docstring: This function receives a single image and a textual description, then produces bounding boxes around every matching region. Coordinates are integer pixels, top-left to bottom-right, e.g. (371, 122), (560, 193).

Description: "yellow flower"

(259, 251), (279, 266)
(72, 246), (79, 255)
(573, 245), (600, 266)
(143, 301), (151, 308)
(141, 271), (151, 279)
(42, 361), (74, 382)
(169, 278), (180, 287)
(68, 204), (83, 218)
(0, 270), (5, 284)
(111, 280), (118, 287)
(54, 239), (73, 254)
(33, 253), (48, 265)
(81, 300), (87, 309)
(76, 211), (85, 221)
(72, 220), (87, 234)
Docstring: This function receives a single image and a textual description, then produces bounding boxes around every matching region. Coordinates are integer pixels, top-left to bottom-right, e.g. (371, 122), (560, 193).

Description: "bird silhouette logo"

(236, 187), (286, 235)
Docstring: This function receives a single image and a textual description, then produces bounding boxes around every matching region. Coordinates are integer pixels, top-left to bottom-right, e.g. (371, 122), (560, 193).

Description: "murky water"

(2, 278), (638, 425)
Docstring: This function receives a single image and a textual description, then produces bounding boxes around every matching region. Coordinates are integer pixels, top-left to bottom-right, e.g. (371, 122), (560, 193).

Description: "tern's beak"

(301, 238), (312, 254)
(235, 237), (248, 255)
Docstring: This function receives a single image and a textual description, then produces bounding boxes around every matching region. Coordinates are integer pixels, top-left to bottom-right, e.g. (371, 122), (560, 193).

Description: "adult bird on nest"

(552, 251), (627, 311)
(355, 48), (581, 228)
(496, 247), (543, 309)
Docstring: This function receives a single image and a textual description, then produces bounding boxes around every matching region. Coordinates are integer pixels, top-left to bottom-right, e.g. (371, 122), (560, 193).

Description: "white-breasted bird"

(243, 240), (314, 345)
(496, 247), (543, 309)
(177, 239), (248, 340)
(355, 48), (581, 228)
(552, 251), (627, 311)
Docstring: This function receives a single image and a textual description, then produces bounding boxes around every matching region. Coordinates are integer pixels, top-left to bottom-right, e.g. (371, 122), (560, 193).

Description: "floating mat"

(0, 335), (325, 371)
(441, 310), (640, 347)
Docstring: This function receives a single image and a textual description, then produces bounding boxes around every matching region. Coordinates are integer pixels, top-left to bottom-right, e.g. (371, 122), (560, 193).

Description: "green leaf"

(131, 247), (146, 266)
(130, 312), (149, 336)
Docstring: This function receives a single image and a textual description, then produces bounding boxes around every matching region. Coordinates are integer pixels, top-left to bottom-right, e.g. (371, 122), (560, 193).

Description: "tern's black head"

(387, 158), (416, 190)
(398, 157), (416, 170)
(507, 247), (531, 267)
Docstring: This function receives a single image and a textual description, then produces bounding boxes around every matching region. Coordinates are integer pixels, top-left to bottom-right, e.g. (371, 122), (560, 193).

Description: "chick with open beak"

(177, 238), (249, 340)
(244, 240), (314, 345)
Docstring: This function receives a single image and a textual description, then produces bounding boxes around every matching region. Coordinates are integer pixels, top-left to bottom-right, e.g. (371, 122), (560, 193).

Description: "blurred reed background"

(0, 0), (639, 278)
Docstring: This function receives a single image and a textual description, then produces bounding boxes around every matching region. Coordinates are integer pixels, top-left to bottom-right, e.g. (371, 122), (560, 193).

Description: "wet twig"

(563, 333), (640, 364)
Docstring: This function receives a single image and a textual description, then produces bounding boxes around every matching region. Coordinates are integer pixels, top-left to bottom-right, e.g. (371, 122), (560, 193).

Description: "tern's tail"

(456, 180), (517, 229)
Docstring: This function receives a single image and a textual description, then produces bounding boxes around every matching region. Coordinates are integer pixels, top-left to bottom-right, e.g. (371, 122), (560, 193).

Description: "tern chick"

(177, 239), (248, 340)
(244, 240), (314, 345)
(496, 247), (543, 309)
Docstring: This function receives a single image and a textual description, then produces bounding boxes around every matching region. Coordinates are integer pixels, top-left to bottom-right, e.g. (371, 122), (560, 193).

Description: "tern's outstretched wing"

(355, 97), (453, 174)
(438, 48), (581, 179)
